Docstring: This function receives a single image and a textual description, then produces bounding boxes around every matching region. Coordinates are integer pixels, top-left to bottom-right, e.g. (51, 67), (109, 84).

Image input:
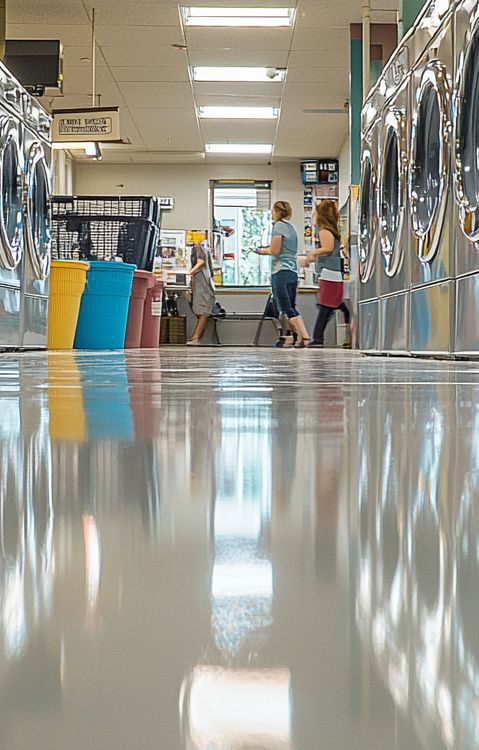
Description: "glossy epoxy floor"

(1, 348), (479, 749)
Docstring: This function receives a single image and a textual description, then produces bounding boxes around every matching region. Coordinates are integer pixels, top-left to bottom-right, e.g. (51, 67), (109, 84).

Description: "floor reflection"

(2, 350), (479, 748)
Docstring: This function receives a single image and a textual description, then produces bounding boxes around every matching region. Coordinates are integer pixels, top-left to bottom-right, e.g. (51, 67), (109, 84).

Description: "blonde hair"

(273, 200), (292, 221)
(315, 199), (341, 241)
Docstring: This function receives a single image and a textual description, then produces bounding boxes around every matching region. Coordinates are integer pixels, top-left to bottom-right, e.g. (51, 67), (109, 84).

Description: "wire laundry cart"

(51, 196), (162, 270)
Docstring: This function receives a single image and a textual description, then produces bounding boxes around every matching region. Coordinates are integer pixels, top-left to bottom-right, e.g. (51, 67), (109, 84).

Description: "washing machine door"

(409, 62), (451, 261)
(0, 116), (23, 270)
(358, 147), (377, 283)
(25, 140), (51, 281)
(379, 110), (407, 276)
(455, 24), (479, 242)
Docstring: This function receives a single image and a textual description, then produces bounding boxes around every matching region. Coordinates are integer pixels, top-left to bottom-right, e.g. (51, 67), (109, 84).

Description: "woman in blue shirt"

(256, 200), (311, 347)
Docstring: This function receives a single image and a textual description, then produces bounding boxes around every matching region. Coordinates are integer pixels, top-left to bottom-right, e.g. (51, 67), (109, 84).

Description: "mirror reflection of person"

(256, 201), (311, 348)
(187, 242), (216, 346)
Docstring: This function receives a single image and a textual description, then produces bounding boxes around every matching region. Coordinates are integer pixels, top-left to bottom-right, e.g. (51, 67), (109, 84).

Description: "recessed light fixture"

(182, 6), (295, 27)
(52, 141), (101, 158)
(199, 106), (278, 119)
(206, 143), (273, 154)
(192, 66), (286, 82)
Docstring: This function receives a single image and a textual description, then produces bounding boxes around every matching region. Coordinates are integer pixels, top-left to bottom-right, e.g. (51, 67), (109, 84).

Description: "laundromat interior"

(4, 2), (479, 749)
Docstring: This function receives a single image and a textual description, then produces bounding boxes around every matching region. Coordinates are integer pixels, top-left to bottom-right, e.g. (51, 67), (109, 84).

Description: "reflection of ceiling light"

(192, 66), (286, 82)
(206, 143), (273, 154)
(212, 562), (273, 597)
(184, 666), (292, 748)
(52, 141), (102, 158)
(199, 106), (278, 119)
(183, 6), (295, 27)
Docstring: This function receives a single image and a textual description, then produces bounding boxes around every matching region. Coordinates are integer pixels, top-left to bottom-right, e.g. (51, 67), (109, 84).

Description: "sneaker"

(308, 341), (324, 348)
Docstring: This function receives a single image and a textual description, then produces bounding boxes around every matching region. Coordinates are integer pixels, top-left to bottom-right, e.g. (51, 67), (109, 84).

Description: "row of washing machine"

(358, 0), (479, 357)
(0, 59), (52, 350)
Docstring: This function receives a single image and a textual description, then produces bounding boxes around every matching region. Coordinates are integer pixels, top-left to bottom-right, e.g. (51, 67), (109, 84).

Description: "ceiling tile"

(282, 81), (350, 104)
(200, 120), (277, 142)
(93, 2), (181, 26)
(63, 46), (107, 69)
(186, 27), (294, 51)
(101, 46), (183, 67)
(96, 25), (184, 47)
(275, 110), (348, 157)
(286, 66), (349, 85)
(188, 49), (289, 67)
(195, 94), (281, 107)
(193, 81), (285, 99)
(8, 0), (89, 24)
(8, 23), (92, 46)
(111, 65), (189, 83)
(293, 25), (350, 51)
(119, 81), (193, 108)
(130, 107), (203, 150)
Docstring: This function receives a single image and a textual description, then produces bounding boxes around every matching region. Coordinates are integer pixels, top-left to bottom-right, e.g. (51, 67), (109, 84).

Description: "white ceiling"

(7, 0), (400, 164)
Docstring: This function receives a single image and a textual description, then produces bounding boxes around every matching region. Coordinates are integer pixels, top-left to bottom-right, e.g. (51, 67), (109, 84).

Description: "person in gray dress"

(187, 242), (216, 345)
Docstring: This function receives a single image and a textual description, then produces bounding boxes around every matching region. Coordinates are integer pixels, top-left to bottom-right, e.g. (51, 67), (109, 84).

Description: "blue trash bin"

(74, 261), (136, 349)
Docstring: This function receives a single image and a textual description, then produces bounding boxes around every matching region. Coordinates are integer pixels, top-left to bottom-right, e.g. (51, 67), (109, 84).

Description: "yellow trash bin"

(47, 260), (89, 350)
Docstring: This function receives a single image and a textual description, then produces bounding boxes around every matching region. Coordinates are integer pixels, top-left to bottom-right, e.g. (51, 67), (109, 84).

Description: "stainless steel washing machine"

(408, 4), (456, 355)
(20, 96), (52, 349)
(453, 0), (479, 355)
(358, 92), (381, 352)
(377, 56), (411, 354)
(0, 65), (24, 349)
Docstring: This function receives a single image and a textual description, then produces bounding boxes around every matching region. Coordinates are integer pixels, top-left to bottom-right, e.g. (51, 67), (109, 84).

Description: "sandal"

(295, 338), (312, 349)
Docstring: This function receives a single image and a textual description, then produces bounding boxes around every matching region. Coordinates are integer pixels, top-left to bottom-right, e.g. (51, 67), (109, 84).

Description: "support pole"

(91, 8), (96, 107)
(0, 0), (6, 60)
(362, 0), (371, 102)
(350, 37), (363, 185)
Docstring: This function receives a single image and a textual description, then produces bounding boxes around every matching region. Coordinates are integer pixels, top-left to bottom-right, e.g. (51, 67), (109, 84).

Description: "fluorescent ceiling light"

(192, 66), (286, 82)
(206, 143), (273, 154)
(183, 6), (294, 26)
(199, 106), (278, 119)
(52, 141), (102, 159)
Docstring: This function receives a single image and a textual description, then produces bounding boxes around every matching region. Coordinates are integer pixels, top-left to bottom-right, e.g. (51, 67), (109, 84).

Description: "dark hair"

(273, 200), (292, 220)
(315, 199), (341, 241)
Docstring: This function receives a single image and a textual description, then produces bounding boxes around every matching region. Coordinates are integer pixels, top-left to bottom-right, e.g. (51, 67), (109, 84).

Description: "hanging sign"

(52, 106), (121, 142)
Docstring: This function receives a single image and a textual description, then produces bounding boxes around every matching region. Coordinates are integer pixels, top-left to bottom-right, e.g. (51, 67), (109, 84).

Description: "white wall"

(74, 161), (307, 247)
(338, 137), (351, 210)
(75, 148), (352, 248)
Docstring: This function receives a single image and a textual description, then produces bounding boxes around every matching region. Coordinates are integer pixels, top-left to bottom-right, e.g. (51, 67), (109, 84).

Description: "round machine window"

(457, 28), (479, 230)
(2, 137), (22, 254)
(29, 158), (50, 258)
(381, 127), (400, 255)
(411, 81), (442, 236)
(359, 156), (374, 265)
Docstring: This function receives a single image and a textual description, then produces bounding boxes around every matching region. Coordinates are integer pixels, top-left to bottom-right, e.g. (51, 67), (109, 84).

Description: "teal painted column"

(370, 58), (382, 89)
(350, 38), (363, 185)
(401, 0), (426, 35)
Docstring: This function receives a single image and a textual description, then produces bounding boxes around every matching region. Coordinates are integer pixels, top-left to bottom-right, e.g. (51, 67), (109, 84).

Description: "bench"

(211, 295), (282, 346)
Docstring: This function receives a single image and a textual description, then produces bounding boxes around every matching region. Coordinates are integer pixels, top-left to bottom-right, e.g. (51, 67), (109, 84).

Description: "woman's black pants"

(313, 302), (350, 344)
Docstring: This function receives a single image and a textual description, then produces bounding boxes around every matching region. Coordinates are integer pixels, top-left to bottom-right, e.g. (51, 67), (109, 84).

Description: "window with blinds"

(211, 180), (272, 287)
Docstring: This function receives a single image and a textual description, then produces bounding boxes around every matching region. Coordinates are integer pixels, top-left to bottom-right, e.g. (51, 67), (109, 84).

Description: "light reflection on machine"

(354, 385), (460, 748)
(0, 370), (55, 661)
